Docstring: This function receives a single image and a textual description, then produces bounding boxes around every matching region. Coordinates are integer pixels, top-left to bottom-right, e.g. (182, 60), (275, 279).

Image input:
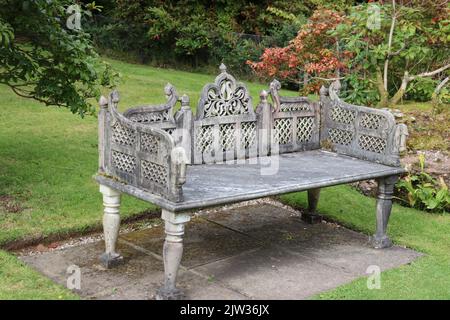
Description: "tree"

(248, 9), (352, 94)
(335, 1), (449, 107)
(0, 0), (117, 116)
(249, 1), (449, 107)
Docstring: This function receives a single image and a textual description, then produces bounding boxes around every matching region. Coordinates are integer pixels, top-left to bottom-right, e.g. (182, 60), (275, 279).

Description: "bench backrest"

(193, 64), (257, 164)
(101, 65), (406, 169)
(269, 80), (321, 154)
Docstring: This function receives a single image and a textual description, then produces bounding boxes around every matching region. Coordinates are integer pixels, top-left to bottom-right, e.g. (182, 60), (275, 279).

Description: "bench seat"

(96, 150), (405, 212)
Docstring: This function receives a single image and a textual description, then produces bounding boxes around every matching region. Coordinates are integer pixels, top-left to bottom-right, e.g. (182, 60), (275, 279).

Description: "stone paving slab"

(19, 202), (422, 300)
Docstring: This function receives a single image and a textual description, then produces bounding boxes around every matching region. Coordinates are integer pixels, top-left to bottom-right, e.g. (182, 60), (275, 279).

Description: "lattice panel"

(274, 118), (293, 145)
(296, 117), (314, 142)
(220, 123), (236, 151)
(195, 125), (214, 153)
(328, 128), (354, 146)
(280, 102), (310, 112)
(330, 107), (356, 124)
(112, 122), (136, 146)
(241, 122), (256, 149)
(140, 133), (159, 153)
(358, 135), (386, 153)
(360, 113), (384, 130)
(128, 110), (170, 123)
(141, 160), (168, 186)
(112, 150), (136, 174)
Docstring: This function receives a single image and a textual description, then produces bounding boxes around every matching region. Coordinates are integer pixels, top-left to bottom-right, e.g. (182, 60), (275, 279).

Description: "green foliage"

(407, 78), (439, 102)
(86, 0), (332, 75)
(334, 2), (449, 105)
(397, 154), (450, 213)
(0, 0), (118, 116)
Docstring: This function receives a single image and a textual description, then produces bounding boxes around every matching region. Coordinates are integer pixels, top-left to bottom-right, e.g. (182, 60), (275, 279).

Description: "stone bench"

(94, 64), (408, 300)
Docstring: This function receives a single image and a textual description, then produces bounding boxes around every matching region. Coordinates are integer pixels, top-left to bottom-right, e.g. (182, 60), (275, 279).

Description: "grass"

(0, 57), (448, 299)
(0, 250), (78, 300)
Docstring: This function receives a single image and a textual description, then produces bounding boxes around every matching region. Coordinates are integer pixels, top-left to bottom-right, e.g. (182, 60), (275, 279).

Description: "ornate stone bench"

(94, 64), (408, 300)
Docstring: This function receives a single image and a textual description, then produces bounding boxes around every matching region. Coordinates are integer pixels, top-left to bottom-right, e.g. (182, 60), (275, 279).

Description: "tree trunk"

(389, 73), (409, 106)
(384, 0), (396, 91)
(376, 68), (389, 108)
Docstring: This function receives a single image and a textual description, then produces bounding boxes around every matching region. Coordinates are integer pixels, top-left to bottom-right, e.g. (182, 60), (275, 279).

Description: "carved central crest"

(197, 64), (253, 118)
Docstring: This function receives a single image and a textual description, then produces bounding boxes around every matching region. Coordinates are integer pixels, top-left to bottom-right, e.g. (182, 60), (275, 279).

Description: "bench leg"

(302, 188), (323, 224)
(99, 185), (123, 268)
(156, 209), (190, 300)
(371, 175), (398, 249)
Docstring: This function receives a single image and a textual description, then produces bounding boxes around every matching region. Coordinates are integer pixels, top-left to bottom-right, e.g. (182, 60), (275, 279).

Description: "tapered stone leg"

(99, 184), (123, 268)
(370, 175), (398, 249)
(302, 188), (323, 224)
(155, 209), (190, 300)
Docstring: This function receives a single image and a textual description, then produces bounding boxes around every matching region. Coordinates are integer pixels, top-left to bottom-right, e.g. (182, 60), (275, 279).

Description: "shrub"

(396, 154), (450, 213)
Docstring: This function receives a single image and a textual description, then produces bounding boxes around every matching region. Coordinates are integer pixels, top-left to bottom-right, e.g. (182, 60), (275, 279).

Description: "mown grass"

(0, 57), (448, 299)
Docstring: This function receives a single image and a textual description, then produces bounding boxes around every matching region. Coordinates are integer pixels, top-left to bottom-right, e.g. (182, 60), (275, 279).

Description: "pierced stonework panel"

(128, 110), (170, 123)
(195, 125), (214, 153)
(219, 123), (236, 151)
(112, 150), (136, 174)
(197, 65), (253, 119)
(274, 118), (293, 145)
(141, 160), (168, 186)
(296, 117), (314, 142)
(360, 113), (384, 130)
(358, 135), (386, 153)
(241, 121), (257, 149)
(328, 128), (354, 146)
(330, 107), (356, 124)
(112, 121), (136, 146)
(140, 133), (159, 153)
(164, 128), (175, 136)
(280, 102), (311, 112)
(203, 80), (250, 117)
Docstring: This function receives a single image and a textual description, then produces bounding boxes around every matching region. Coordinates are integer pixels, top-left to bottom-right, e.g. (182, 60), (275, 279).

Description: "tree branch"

(407, 63), (450, 81)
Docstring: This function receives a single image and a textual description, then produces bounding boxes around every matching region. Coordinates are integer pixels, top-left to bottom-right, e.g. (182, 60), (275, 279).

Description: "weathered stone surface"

(20, 203), (421, 300)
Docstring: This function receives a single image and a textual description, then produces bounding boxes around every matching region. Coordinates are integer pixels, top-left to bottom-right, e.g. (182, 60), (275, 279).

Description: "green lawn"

(0, 58), (448, 299)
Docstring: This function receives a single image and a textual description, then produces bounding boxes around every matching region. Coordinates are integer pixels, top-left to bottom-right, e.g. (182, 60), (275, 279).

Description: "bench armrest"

(98, 91), (187, 202)
(320, 81), (408, 166)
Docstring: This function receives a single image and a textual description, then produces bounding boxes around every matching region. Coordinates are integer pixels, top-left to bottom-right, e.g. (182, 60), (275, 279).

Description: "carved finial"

(330, 80), (341, 93)
(395, 124), (409, 153)
(180, 94), (190, 108)
(165, 83), (175, 97)
(260, 90), (268, 102)
(99, 95), (108, 108)
(319, 85), (328, 96)
(270, 79), (281, 92)
(110, 90), (120, 103)
(219, 63), (227, 73)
